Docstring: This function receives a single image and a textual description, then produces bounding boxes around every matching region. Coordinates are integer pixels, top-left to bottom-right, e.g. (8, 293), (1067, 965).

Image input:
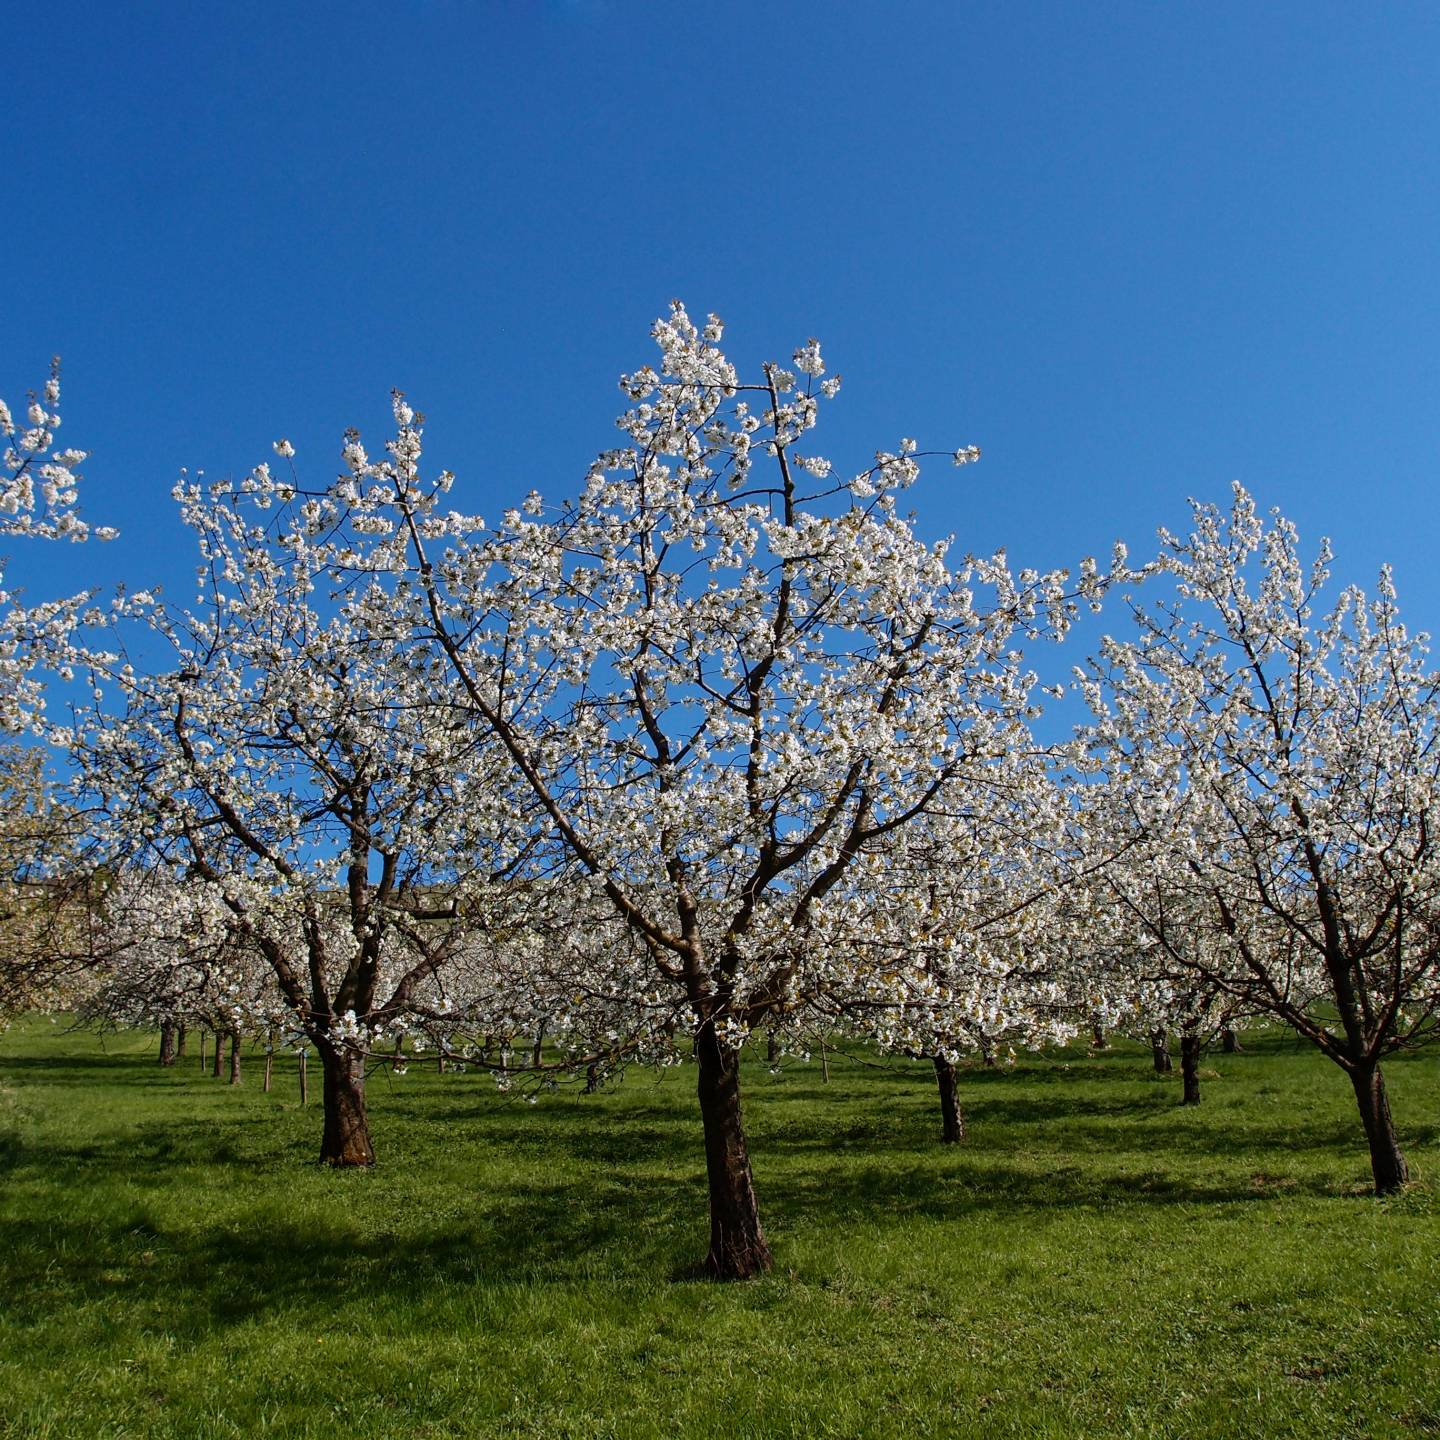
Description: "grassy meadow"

(1, 1020), (1437, 1439)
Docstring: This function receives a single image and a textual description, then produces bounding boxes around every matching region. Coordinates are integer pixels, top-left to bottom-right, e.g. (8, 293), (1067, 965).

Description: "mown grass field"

(0, 1021), (1437, 1439)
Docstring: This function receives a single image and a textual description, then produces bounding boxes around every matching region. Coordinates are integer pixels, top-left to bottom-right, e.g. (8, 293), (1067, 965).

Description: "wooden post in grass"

(263, 1031), (274, 1093)
(298, 1048), (308, 1106)
(820, 1037), (830, 1083)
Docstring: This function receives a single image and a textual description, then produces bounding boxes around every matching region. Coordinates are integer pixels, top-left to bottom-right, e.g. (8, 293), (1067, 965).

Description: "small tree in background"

(1079, 485), (1440, 1191)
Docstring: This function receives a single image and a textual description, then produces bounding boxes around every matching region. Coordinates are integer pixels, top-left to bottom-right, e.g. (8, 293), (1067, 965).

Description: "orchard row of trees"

(3, 309), (1437, 1277)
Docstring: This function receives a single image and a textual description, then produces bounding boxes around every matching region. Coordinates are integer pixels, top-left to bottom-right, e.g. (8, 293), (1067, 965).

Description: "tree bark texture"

(228, 1030), (242, 1085)
(1221, 1028), (1242, 1053)
(210, 1030), (224, 1078)
(1180, 1033), (1201, 1105)
(319, 1045), (375, 1167)
(1151, 1031), (1173, 1074)
(175, 1023), (187, 1059)
(694, 1021), (772, 1279)
(1091, 1023), (1109, 1050)
(158, 1021), (177, 1067)
(1349, 1063), (1409, 1194)
(933, 1055), (966, 1143)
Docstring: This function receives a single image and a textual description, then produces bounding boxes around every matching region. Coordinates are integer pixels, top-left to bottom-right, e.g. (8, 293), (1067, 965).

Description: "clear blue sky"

(8, 1), (1440, 676)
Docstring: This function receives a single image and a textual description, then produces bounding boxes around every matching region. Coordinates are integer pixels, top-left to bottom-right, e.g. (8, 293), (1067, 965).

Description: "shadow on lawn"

(0, 1140), (1343, 1342)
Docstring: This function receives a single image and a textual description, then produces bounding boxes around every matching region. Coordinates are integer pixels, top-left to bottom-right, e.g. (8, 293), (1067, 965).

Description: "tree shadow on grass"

(0, 1052), (199, 1088)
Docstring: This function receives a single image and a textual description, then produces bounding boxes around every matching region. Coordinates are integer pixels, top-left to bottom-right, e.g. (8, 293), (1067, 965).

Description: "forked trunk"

(158, 1021), (177, 1067)
(319, 1045), (374, 1166)
(694, 1021), (771, 1279)
(933, 1055), (966, 1143)
(228, 1030), (242, 1085)
(1180, 1033), (1201, 1105)
(1151, 1031), (1172, 1074)
(1349, 1063), (1409, 1195)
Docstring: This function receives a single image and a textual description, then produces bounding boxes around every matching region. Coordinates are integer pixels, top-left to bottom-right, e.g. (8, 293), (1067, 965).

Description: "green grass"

(1, 1023), (1437, 1439)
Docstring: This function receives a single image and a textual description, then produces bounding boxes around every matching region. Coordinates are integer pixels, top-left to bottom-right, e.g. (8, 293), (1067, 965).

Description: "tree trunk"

(298, 1049), (308, 1106)
(158, 1021), (177, 1067)
(176, 1023), (187, 1059)
(532, 1021), (546, 1070)
(1222, 1028), (1241, 1053)
(584, 1061), (599, 1094)
(210, 1030), (224, 1078)
(198, 1029), (206, 1074)
(1151, 1030), (1172, 1074)
(694, 1021), (772, 1279)
(318, 1045), (374, 1167)
(1091, 1022), (1108, 1050)
(933, 1055), (966, 1143)
(228, 1030), (242, 1086)
(766, 1028), (778, 1064)
(1180, 1033), (1201, 1104)
(263, 1033), (274, 1093)
(1349, 1063), (1409, 1194)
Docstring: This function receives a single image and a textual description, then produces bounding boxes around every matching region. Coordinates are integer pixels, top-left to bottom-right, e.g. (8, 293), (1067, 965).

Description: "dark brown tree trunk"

(980, 1035), (997, 1068)
(198, 1029), (206, 1074)
(1349, 1063), (1409, 1194)
(176, 1023), (187, 1059)
(1091, 1022), (1108, 1050)
(532, 1021), (546, 1070)
(318, 1045), (374, 1167)
(298, 1048), (308, 1106)
(584, 1061), (599, 1094)
(211, 1030), (224, 1078)
(933, 1055), (966, 1142)
(1151, 1030), (1172, 1074)
(228, 1030), (242, 1085)
(1180, 1033), (1201, 1104)
(694, 1020), (772, 1279)
(158, 1021), (177, 1066)
(1222, 1028), (1241, 1053)
(766, 1028), (778, 1064)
